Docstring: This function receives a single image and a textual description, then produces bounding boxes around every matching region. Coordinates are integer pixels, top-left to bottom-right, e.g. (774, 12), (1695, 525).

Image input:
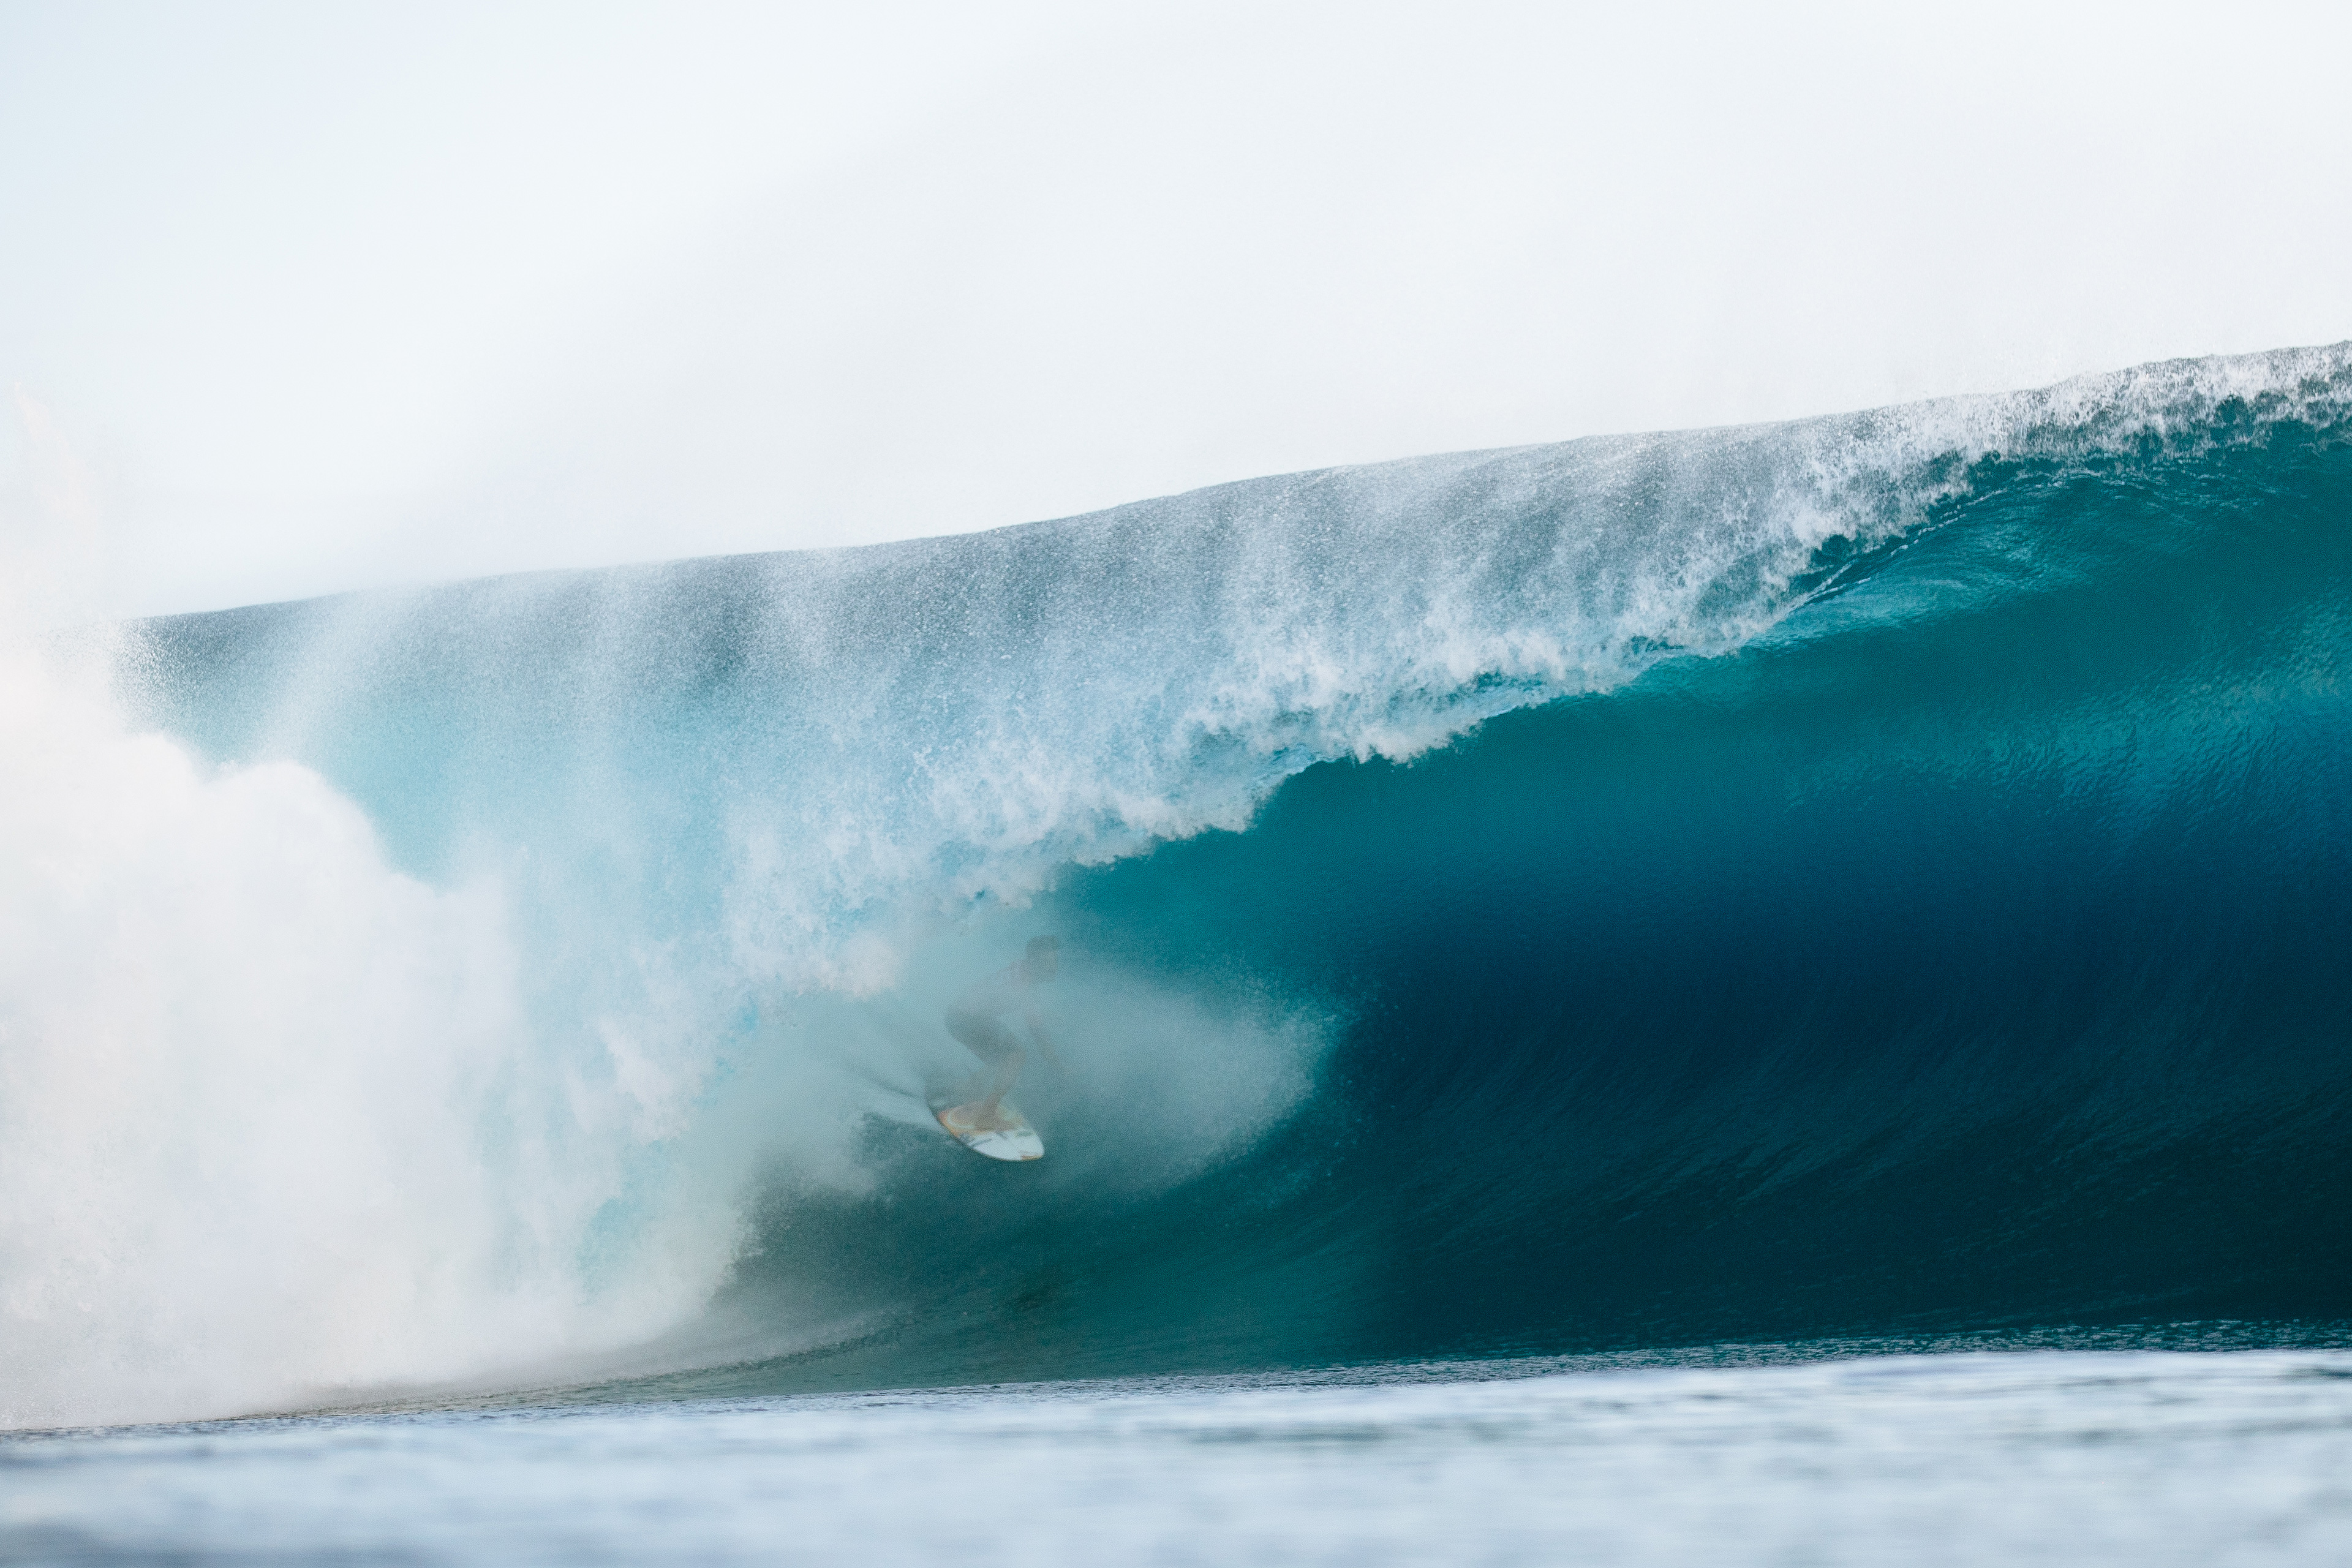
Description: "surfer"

(943, 935), (1065, 1133)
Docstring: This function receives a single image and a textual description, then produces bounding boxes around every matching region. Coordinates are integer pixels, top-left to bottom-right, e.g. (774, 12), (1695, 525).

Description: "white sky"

(4, 0), (2349, 618)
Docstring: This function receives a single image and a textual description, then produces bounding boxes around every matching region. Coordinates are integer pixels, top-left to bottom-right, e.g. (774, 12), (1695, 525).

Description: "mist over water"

(0, 642), (656, 1427)
(2, 344), (2348, 1428)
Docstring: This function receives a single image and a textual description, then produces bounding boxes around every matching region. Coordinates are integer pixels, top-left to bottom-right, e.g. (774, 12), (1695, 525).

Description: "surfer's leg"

(946, 1011), (1025, 1130)
(973, 1047), (1025, 1126)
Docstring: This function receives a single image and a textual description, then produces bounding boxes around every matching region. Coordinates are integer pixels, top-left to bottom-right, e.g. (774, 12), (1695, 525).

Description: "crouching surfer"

(941, 935), (1064, 1134)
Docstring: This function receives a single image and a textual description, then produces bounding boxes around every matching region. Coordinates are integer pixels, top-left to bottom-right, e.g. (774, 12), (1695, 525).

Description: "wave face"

(48, 344), (2352, 1412)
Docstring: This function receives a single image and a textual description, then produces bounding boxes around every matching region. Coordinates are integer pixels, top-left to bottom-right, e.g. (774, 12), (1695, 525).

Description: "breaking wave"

(5, 343), (2348, 1423)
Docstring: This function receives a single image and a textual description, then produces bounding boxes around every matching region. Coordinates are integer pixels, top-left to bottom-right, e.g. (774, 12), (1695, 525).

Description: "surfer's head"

(1023, 933), (1060, 981)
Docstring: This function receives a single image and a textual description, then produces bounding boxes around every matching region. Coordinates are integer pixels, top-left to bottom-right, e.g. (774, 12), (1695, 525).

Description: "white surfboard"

(936, 1099), (1045, 1161)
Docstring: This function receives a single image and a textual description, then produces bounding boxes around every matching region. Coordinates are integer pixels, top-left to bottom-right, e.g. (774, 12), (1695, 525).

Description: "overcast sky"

(4, 0), (2348, 619)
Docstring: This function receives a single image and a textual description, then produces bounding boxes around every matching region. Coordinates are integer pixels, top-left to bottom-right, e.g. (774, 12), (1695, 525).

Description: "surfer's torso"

(951, 962), (1033, 1022)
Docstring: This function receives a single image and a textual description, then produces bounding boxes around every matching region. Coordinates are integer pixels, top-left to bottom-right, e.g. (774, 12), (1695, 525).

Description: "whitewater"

(2, 343), (2349, 1560)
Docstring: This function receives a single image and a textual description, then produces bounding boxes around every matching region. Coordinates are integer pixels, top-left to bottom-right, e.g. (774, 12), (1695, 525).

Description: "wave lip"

(124, 342), (2352, 983)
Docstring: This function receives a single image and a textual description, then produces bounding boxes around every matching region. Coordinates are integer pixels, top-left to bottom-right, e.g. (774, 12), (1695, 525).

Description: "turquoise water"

(115, 344), (2352, 1398)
